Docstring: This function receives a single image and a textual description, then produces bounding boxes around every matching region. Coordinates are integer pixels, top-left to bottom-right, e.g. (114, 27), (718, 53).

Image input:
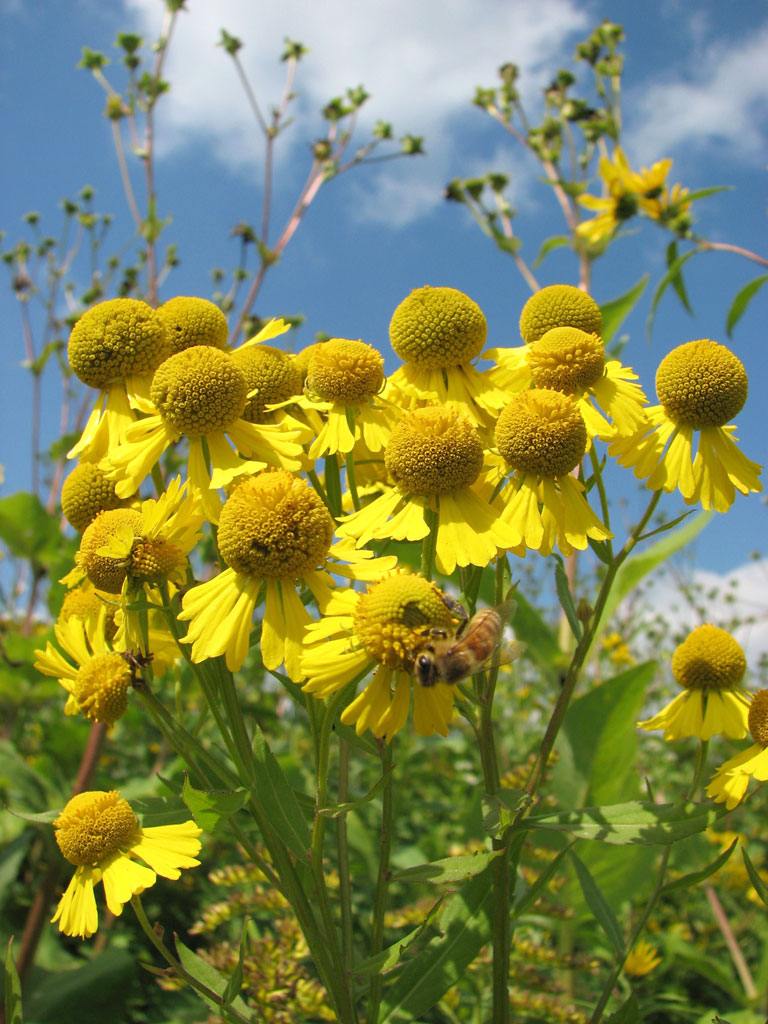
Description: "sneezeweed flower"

(67, 298), (170, 462)
(384, 286), (507, 428)
(707, 690), (768, 810)
(576, 147), (672, 244)
(493, 389), (612, 556)
(157, 295), (229, 354)
(103, 343), (303, 521)
(59, 581), (118, 643)
(609, 339), (762, 511)
(61, 460), (133, 533)
(301, 572), (462, 740)
(488, 326), (647, 440)
(518, 284), (603, 345)
(623, 939), (662, 977)
(638, 624), (749, 741)
(51, 790), (202, 939)
(337, 406), (518, 574)
(178, 470), (397, 677)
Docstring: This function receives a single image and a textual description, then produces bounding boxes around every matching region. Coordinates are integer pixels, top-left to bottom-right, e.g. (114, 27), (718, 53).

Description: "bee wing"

(488, 637), (526, 670)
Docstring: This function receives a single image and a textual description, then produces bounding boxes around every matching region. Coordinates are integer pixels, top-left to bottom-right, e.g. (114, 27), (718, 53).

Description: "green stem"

(367, 740), (394, 1024)
(324, 454), (343, 518)
(588, 446), (614, 559)
(345, 449), (361, 511)
(337, 738), (354, 973)
(420, 502), (439, 581)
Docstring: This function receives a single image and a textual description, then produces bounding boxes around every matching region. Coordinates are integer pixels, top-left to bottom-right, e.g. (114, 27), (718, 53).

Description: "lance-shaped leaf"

(571, 850), (624, 952)
(742, 847), (768, 908)
(393, 850), (503, 884)
(523, 800), (724, 845)
(606, 994), (643, 1023)
(181, 776), (250, 833)
(175, 938), (251, 1018)
(251, 723), (311, 861)
(726, 274), (768, 337)
(319, 766), (394, 818)
(599, 274), (648, 345)
(660, 837), (738, 896)
(351, 894), (447, 977)
(4, 939), (22, 1024)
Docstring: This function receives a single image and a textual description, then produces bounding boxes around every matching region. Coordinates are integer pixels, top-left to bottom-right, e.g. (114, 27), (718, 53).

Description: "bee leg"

(440, 594), (469, 635)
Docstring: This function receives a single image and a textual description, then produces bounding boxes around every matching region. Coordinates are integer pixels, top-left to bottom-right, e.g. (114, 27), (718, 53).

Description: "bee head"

(415, 650), (438, 687)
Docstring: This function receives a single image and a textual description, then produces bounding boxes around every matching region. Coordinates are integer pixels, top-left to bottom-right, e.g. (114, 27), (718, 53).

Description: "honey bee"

(412, 600), (525, 687)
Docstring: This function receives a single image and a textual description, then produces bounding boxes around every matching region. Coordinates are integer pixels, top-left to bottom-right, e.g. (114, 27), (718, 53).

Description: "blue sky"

(1, 0), (766, 646)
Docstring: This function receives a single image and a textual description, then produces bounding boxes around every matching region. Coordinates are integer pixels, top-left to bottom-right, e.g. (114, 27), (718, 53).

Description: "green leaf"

(393, 850), (502, 884)
(378, 870), (493, 1023)
(510, 590), (563, 685)
(647, 246), (702, 336)
(512, 841), (574, 918)
(525, 799), (723, 845)
(554, 555), (582, 640)
(666, 241), (692, 313)
(684, 185), (732, 203)
(181, 776), (249, 833)
(726, 275), (768, 337)
(0, 493), (61, 564)
(532, 234), (572, 269)
(221, 921), (248, 1006)
(24, 950), (134, 1024)
(482, 787), (529, 839)
(319, 766), (393, 818)
(251, 723), (311, 861)
(4, 940), (22, 1024)
(599, 274), (648, 344)
(635, 508), (694, 543)
(351, 894), (447, 977)
(174, 938), (251, 1017)
(742, 847), (768, 908)
(570, 850), (624, 952)
(661, 837), (737, 896)
(606, 993), (643, 1023)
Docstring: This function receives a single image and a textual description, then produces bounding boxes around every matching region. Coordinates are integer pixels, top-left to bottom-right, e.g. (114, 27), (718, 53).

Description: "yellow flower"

(518, 284), (603, 344)
(639, 624), (750, 741)
(178, 471), (397, 676)
(61, 461), (134, 533)
(337, 407), (519, 574)
(623, 939), (662, 977)
(51, 790), (201, 939)
(609, 340), (762, 511)
(301, 573), (462, 741)
(576, 148), (673, 244)
(707, 690), (768, 810)
(492, 389), (612, 556)
(157, 296), (228, 354)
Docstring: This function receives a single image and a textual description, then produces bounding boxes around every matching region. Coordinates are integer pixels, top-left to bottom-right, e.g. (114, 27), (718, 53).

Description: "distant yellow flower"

(639, 624), (749, 741)
(609, 340), (761, 511)
(707, 690), (768, 810)
(577, 147), (673, 244)
(623, 939), (661, 977)
(52, 790), (201, 939)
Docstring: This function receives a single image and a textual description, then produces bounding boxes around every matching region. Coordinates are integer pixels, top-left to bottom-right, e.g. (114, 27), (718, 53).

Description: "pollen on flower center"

(231, 344), (303, 422)
(306, 338), (385, 403)
(73, 653), (132, 725)
(217, 470), (334, 578)
(150, 346), (248, 435)
(68, 298), (170, 389)
(389, 286), (487, 369)
(79, 508), (144, 593)
(671, 624), (747, 690)
(519, 285), (603, 344)
(385, 407), (484, 495)
(655, 339), (748, 428)
(495, 389), (587, 477)
(353, 573), (454, 670)
(748, 690), (768, 746)
(527, 327), (605, 393)
(54, 791), (138, 866)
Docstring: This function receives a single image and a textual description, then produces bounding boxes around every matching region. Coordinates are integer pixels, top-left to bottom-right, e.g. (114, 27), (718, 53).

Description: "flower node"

(73, 653), (132, 724)
(61, 461), (128, 533)
(385, 407), (484, 495)
(671, 624), (747, 690)
(306, 338), (384, 403)
(495, 389), (587, 477)
(78, 508), (144, 593)
(389, 286), (487, 369)
(150, 346), (248, 435)
(748, 691), (768, 746)
(54, 791), (138, 866)
(655, 340), (748, 429)
(519, 284), (602, 344)
(527, 327), (605, 393)
(68, 298), (170, 389)
(353, 573), (453, 670)
(217, 471), (334, 578)
(231, 345), (304, 422)
(157, 296), (229, 354)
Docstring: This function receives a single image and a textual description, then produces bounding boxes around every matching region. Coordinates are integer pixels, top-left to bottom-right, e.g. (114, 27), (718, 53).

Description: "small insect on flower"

(412, 599), (525, 687)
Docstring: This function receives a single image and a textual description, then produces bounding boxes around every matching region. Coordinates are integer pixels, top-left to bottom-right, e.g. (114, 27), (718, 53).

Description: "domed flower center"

(495, 389), (587, 477)
(671, 624), (747, 690)
(385, 407), (484, 495)
(353, 573), (454, 670)
(54, 790), (139, 866)
(389, 286), (487, 369)
(293, 341), (327, 383)
(158, 296), (229, 354)
(217, 470), (334, 579)
(61, 461), (128, 533)
(519, 285), (602, 344)
(150, 346), (248, 435)
(129, 536), (184, 586)
(655, 340), (748, 429)
(79, 509), (144, 594)
(68, 298), (170, 389)
(306, 339), (384, 403)
(231, 345), (304, 422)
(60, 585), (118, 642)
(527, 327), (605, 393)
(748, 690), (768, 747)
(73, 653), (132, 725)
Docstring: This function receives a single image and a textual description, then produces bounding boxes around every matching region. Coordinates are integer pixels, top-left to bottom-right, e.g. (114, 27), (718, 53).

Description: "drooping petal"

(101, 850), (156, 915)
(129, 822), (203, 878)
(51, 866), (100, 939)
